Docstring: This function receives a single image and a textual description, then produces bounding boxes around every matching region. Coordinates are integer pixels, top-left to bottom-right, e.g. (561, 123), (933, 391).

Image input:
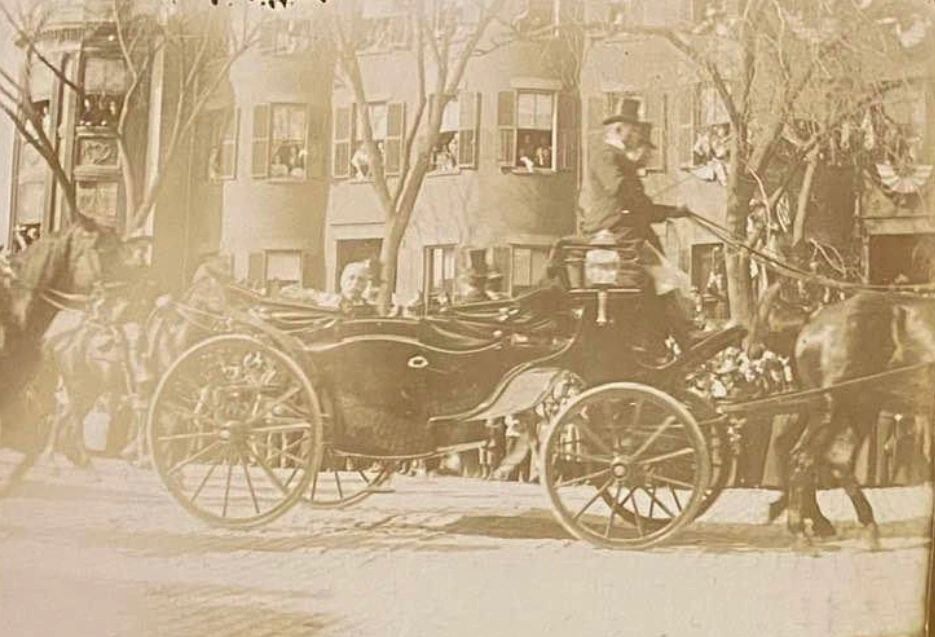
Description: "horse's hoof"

(811, 517), (837, 539)
(767, 498), (786, 523)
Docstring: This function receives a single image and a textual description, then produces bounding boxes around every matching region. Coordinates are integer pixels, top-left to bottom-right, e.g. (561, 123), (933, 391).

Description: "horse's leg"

(768, 410), (809, 523)
(825, 410), (880, 550)
(788, 406), (844, 546)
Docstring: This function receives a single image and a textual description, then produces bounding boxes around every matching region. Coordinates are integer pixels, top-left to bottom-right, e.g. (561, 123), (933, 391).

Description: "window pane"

(517, 93), (536, 128)
(432, 248), (444, 289)
(531, 248), (548, 282)
(16, 181), (45, 224)
(535, 93), (553, 130)
(266, 251), (302, 283)
(513, 247), (532, 287)
(441, 98), (459, 132)
(369, 104), (388, 140)
(84, 58), (106, 92)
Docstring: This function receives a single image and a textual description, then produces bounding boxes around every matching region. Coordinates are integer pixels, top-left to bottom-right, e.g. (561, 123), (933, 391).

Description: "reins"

(684, 211), (935, 299)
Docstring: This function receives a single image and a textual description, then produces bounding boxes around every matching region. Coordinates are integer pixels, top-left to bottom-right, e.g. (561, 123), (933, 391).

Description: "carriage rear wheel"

(541, 382), (711, 549)
(147, 334), (323, 528)
(305, 447), (394, 509)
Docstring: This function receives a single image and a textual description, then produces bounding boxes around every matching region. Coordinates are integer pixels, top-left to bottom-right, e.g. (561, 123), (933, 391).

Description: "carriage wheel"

(541, 382), (711, 549)
(147, 334), (323, 529)
(305, 448), (394, 509)
(607, 391), (730, 530)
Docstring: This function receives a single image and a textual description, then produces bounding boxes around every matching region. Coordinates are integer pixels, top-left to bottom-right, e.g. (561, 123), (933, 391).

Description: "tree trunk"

(792, 150), (819, 247)
(376, 212), (409, 315)
(724, 175), (757, 326)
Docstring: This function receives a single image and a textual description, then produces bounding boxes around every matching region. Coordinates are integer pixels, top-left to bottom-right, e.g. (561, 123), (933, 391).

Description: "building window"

(259, 18), (311, 56)
(208, 109), (238, 181)
(333, 102), (406, 179)
(79, 57), (127, 128)
(608, 0), (644, 27)
(692, 243), (729, 320)
(689, 84), (730, 182)
(335, 238), (382, 289)
(429, 92), (480, 173)
(358, 0), (411, 52)
(498, 90), (577, 173)
(265, 250), (303, 285)
(423, 244), (457, 302)
(76, 180), (120, 225)
(512, 0), (555, 33)
(252, 103), (312, 180)
(510, 245), (550, 294)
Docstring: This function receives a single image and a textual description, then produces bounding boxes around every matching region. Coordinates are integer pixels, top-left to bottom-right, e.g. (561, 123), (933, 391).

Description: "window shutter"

(302, 251), (320, 288)
(247, 251), (266, 286)
(587, 96), (606, 131)
(384, 101), (405, 176)
(556, 92), (578, 172)
(458, 91), (480, 168)
(643, 91), (666, 172)
(491, 245), (511, 293)
(221, 109), (239, 179)
(332, 105), (352, 179)
(251, 104), (270, 178)
(496, 90), (516, 166)
(677, 84), (696, 169)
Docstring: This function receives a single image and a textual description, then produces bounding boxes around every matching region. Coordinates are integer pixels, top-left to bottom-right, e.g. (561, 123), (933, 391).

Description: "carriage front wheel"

(147, 334), (323, 528)
(540, 382), (711, 549)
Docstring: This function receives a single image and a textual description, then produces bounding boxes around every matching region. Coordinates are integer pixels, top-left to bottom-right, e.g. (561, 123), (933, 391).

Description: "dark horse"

(750, 282), (935, 546)
(0, 218), (143, 492)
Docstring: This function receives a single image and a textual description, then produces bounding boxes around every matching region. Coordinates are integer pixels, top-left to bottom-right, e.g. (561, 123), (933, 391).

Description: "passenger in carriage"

(581, 98), (707, 354)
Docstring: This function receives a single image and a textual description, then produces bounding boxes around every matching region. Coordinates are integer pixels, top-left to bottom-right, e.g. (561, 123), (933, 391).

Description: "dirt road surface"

(0, 455), (931, 637)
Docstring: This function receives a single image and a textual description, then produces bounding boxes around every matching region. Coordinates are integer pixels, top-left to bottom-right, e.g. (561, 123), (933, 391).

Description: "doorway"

(868, 234), (935, 284)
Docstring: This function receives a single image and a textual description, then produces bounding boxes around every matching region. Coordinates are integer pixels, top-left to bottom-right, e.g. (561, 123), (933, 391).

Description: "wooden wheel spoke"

(642, 486), (676, 519)
(156, 431), (217, 443)
(246, 446), (290, 496)
(239, 451), (261, 515)
(552, 449), (613, 465)
(653, 473), (695, 490)
(604, 483), (624, 538)
(253, 439), (310, 467)
(629, 416), (677, 462)
(189, 451), (225, 504)
(246, 386), (302, 424)
(248, 421), (312, 435)
(334, 471), (344, 499)
(572, 478), (614, 522)
(637, 446), (695, 466)
(571, 419), (613, 455)
(166, 440), (223, 476)
(222, 454), (234, 518)
(554, 467), (611, 489)
(630, 490), (644, 536)
(669, 486), (683, 512)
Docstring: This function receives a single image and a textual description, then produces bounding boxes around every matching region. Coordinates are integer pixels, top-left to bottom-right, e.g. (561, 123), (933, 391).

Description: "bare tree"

(329, 0), (506, 313)
(603, 0), (934, 323)
(0, 0), (260, 237)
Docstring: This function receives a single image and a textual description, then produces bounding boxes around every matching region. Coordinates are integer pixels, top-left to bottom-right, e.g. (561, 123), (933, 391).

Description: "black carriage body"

(289, 286), (667, 458)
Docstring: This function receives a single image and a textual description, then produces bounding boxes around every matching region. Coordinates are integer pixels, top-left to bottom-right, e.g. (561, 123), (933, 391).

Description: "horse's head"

(746, 281), (812, 360)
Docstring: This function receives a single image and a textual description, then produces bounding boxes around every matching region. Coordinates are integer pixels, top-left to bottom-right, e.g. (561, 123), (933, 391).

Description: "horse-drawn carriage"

(147, 236), (746, 549)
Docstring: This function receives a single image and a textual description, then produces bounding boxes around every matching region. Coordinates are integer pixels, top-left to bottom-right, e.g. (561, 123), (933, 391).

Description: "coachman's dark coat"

(581, 141), (679, 251)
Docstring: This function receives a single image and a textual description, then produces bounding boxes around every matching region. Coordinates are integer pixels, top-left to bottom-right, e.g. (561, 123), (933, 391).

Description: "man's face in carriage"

(340, 264), (370, 302)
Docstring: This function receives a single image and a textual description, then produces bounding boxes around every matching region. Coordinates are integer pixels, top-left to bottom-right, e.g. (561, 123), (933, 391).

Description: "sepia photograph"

(0, 0), (933, 634)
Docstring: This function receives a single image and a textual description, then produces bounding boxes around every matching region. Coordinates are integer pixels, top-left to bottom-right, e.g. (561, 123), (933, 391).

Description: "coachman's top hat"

(601, 97), (642, 126)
